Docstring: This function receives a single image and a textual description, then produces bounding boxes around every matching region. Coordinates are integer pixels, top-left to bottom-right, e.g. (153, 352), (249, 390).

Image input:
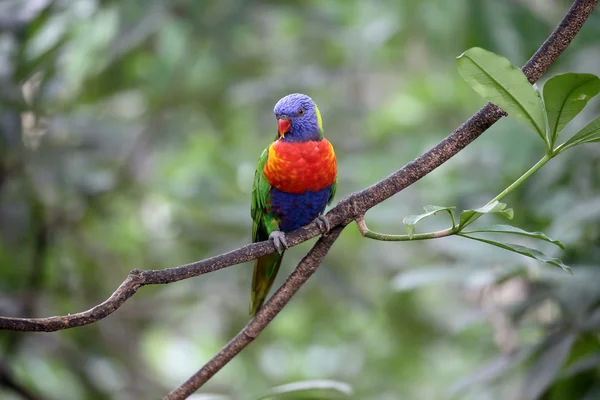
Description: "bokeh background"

(1, 0), (600, 399)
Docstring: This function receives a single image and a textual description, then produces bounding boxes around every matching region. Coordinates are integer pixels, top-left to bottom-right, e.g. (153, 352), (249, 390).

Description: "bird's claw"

(315, 215), (331, 235)
(269, 230), (288, 255)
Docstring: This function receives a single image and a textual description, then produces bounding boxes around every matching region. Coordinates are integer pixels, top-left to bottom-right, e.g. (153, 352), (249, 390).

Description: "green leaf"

(561, 115), (600, 151)
(459, 234), (571, 273)
(458, 201), (514, 229)
(461, 224), (565, 249)
(543, 73), (600, 146)
(457, 47), (546, 142)
(402, 205), (455, 238)
(256, 380), (353, 400)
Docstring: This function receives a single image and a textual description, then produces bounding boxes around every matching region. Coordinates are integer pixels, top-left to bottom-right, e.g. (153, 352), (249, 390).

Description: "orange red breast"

(263, 139), (337, 194)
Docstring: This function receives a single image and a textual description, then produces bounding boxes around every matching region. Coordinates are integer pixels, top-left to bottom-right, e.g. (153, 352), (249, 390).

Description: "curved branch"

(0, 0), (595, 344)
(165, 226), (344, 400)
(332, 0), (598, 218)
(164, 1), (599, 398)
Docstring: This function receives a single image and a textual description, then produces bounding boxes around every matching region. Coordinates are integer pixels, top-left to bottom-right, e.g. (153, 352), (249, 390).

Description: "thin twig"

(356, 214), (456, 241)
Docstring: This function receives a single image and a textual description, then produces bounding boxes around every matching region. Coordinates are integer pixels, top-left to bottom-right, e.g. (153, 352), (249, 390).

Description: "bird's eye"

(297, 107), (305, 116)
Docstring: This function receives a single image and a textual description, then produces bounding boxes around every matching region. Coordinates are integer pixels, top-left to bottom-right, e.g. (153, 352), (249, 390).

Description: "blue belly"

(270, 187), (331, 232)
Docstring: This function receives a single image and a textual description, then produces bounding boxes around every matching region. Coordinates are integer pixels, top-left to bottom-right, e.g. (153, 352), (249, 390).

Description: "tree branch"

(0, 0), (593, 383)
(0, 0), (595, 338)
(162, 1), (598, 398)
(334, 0), (597, 218)
(0, 237), (304, 331)
(165, 226), (345, 400)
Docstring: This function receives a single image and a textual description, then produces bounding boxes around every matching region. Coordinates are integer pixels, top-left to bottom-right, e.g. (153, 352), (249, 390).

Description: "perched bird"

(250, 93), (337, 316)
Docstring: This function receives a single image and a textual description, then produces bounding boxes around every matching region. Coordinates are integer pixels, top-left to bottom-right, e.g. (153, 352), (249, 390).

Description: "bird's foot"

(269, 230), (288, 255)
(314, 215), (331, 235)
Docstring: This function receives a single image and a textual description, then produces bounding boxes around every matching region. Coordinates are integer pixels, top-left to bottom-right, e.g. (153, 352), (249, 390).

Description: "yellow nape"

(314, 103), (324, 135)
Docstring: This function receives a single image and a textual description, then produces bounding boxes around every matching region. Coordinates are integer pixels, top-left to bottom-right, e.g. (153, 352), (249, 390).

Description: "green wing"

(328, 176), (337, 205)
(250, 146), (284, 316)
(251, 148), (272, 241)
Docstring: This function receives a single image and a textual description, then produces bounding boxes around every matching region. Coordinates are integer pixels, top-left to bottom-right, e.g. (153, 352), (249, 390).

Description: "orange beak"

(278, 118), (291, 137)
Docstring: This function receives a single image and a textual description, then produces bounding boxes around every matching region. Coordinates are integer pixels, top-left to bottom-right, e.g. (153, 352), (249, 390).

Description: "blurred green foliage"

(1, 0), (600, 399)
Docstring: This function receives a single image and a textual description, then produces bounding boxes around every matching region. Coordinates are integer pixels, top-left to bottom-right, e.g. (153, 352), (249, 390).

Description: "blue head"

(273, 93), (324, 143)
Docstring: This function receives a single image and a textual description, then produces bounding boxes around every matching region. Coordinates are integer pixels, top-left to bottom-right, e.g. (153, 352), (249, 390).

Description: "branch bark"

(0, 0), (597, 397)
(163, 1), (598, 398)
(0, 0), (593, 334)
(165, 226), (345, 400)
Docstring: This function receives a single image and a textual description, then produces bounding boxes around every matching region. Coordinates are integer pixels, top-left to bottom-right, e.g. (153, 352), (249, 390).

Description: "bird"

(250, 93), (337, 316)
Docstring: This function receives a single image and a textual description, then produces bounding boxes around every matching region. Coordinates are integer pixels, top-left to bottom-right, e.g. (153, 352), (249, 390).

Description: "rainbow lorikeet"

(250, 93), (337, 316)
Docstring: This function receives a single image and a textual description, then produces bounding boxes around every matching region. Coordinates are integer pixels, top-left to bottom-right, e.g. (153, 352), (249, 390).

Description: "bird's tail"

(250, 251), (284, 316)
